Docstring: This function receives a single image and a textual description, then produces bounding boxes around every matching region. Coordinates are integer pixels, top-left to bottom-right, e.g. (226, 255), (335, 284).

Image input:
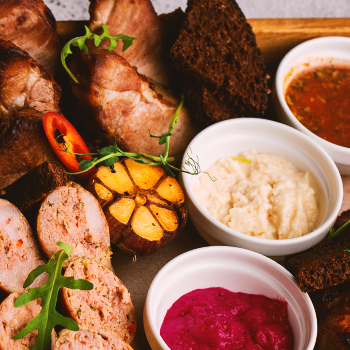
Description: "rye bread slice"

(170, 0), (268, 125)
(0, 161), (71, 211)
(285, 237), (350, 293)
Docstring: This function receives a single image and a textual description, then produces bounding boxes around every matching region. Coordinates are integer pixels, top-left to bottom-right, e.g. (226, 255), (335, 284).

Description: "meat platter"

(1, 6), (350, 349)
(52, 19), (350, 350)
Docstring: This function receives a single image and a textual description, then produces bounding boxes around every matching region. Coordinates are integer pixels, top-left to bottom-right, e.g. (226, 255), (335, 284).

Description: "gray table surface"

(45, 0), (350, 20)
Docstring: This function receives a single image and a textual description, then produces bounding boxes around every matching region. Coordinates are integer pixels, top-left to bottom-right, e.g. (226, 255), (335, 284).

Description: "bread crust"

(285, 237), (350, 292)
(170, 0), (269, 124)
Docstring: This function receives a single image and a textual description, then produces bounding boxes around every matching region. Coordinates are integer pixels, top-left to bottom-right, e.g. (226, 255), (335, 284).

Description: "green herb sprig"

(57, 95), (212, 179)
(328, 219), (350, 242)
(13, 242), (93, 349)
(61, 23), (136, 83)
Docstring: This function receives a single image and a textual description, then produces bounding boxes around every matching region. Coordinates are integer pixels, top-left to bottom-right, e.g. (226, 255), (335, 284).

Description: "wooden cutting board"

(55, 18), (350, 350)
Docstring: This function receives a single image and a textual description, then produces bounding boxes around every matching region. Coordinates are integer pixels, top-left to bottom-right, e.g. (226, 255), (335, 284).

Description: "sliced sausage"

(37, 182), (112, 270)
(62, 258), (136, 344)
(0, 199), (48, 293)
(53, 327), (133, 350)
(0, 292), (57, 350)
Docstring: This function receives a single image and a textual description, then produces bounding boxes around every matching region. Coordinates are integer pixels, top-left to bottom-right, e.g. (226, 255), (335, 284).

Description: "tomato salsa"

(285, 65), (350, 148)
(160, 287), (294, 350)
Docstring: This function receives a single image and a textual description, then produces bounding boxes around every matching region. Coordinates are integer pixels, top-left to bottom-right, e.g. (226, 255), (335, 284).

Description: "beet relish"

(160, 287), (293, 350)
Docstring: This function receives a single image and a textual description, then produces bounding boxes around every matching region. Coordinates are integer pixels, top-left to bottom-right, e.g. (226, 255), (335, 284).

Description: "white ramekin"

(144, 246), (317, 350)
(273, 36), (350, 175)
(179, 118), (342, 259)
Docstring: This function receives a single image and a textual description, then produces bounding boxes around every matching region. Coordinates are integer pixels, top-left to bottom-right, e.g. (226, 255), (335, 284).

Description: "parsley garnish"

(13, 242), (93, 349)
(61, 23), (136, 83)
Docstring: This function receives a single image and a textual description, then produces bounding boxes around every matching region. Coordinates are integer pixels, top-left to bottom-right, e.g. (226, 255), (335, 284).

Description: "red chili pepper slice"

(43, 112), (95, 180)
(128, 324), (137, 334)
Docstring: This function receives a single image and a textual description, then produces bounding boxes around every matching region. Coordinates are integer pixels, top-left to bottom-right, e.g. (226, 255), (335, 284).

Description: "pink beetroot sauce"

(160, 287), (294, 350)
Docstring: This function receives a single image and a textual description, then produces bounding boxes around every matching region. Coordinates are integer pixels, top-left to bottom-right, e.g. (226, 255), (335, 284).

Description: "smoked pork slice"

(0, 0), (60, 74)
(89, 0), (170, 86)
(0, 292), (57, 350)
(0, 199), (48, 293)
(70, 48), (198, 162)
(0, 40), (61, 118)
(0, 108), (58, 190)
(62, 258), (136, 343)
(37, 182), (112, 270)
(54, 327), (133, 350)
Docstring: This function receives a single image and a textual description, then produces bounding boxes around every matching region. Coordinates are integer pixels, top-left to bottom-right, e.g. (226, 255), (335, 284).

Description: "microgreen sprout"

(328, 219), (350, 242)
(55, 95), (211, 179)
(61, 23), (135, 83)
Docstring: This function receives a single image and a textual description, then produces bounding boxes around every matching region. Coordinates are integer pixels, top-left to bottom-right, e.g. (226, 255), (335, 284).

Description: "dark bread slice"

(0, 161), (71, 211)
(285, 237), (350, 293)
(170, 0), (268, 125)
(159, 8), (185, 54)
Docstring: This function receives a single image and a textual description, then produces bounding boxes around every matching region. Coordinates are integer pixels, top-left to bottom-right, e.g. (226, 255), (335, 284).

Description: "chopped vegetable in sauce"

(285, 65), (350, 148)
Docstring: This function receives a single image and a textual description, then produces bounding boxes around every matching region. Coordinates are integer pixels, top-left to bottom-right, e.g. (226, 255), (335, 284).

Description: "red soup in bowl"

(285, 65), (350, 148)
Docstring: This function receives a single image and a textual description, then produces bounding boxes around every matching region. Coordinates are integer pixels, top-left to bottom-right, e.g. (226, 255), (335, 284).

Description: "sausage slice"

(37, 182), (112, 269)
(0, 199), (48, 293)
(53, 327), (133, 350)
(62, 258), (136, 343)
(0, 292), (57, 350)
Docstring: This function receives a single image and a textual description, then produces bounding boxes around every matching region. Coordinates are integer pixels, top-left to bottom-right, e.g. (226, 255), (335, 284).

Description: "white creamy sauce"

(194, 151), (319, 240)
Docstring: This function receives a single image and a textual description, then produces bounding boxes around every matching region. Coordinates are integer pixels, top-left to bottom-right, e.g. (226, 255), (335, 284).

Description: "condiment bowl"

(179, 118), (342, 259)
(273, 36), (350, 175)
(144, 246), (317, 350)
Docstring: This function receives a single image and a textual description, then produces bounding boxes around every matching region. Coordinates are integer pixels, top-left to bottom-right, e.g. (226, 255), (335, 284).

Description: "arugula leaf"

(61, 24), (136, 83)
(13, 242), (93, 349)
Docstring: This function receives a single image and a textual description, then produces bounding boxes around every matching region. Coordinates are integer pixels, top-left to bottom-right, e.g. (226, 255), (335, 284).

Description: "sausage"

(62, 258), (136, 344)
(37, 182), (112, 270)
(53, 327), (133, 350)
(0, 199), (48, 293)
(0, 292), (57, 350)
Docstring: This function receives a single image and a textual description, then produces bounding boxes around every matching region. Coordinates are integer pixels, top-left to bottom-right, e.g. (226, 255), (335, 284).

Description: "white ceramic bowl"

(179, 118), (342, 259)
(144, 246), (317, 350)
(273, 36), (350, 175)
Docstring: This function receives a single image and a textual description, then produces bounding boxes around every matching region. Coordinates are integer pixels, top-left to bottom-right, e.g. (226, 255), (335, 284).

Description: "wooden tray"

(56, 19), (350, 350)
